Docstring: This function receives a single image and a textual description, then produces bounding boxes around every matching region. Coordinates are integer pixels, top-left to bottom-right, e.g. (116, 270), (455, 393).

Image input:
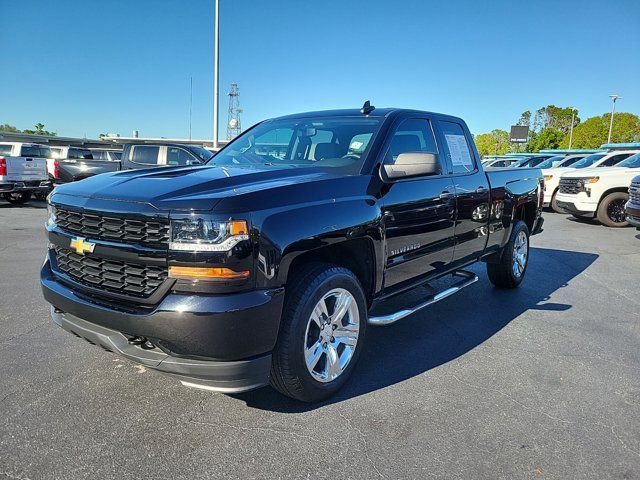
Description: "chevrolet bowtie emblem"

(69, 236), (95, 255)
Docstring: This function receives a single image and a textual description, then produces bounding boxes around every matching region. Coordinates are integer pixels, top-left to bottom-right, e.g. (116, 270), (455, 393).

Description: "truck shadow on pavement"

(233, 247), (598, 412)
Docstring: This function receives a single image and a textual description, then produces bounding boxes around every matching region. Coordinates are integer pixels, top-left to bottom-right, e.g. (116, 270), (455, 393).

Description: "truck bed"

(52, 159), (121, 183)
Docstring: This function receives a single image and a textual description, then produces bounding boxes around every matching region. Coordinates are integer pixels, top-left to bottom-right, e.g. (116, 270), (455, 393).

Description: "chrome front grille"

(559, 178), (583, 195)
(53, 246), (167, 298)
(55, 206), (170, 247)
(629, 182), (640, 205)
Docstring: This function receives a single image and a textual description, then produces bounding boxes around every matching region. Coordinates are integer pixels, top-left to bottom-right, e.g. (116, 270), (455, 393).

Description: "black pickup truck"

(41, 106), (544, 402)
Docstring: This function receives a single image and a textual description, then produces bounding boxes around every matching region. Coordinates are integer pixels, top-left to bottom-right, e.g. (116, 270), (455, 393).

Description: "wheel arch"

(284, 238), (377, 307)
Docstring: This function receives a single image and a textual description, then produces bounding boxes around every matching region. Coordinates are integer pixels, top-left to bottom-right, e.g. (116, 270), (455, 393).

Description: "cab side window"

(384, 118), (442, 176)
(440, 121), (477, 174)
(167, 147), (198, 165)
(388, 118), (439, 161)
(600, 153), (631, 167)
(131, 146), (161, 165)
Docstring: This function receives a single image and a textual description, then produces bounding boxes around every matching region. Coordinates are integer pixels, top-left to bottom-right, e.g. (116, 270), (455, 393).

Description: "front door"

(381, 117), (456, 292)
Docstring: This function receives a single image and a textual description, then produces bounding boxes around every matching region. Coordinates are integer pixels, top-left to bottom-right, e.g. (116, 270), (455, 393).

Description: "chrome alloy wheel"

(512, 230), (529, 278)
(304, 288), (360, 383)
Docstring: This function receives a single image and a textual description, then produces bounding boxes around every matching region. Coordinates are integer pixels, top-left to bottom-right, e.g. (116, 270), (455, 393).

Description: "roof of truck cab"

(273, 108), (463, 122)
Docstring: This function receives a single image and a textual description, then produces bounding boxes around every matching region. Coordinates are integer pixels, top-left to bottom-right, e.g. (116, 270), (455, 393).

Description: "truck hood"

(541, 167), (573, 176)
(53, 165), (337, 211)
(562, 167), (640, 179)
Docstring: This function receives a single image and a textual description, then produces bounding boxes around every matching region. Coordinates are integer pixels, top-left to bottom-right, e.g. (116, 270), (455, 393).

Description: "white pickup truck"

(543, 150), (638, 212)
(556, 152), (640, 227)
(0, 142), (52, 204)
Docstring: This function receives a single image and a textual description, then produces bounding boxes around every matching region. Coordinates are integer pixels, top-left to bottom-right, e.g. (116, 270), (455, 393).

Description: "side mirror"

(381, 152), (440, 181)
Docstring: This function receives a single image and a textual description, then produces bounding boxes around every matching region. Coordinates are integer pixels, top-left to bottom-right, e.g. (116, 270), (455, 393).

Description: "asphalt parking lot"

(1, 201), (639, 480)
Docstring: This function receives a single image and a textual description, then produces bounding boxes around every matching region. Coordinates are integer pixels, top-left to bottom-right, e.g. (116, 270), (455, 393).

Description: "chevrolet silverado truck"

(41, 106), (544, 402)
(627, 175), (640, 229)
(0, 142), (52, 204)
(556, 152), (640, 227)
(544, 150), (638, 213)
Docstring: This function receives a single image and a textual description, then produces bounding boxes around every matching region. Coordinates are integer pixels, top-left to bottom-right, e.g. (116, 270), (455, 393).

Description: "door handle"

(475, 186), (486, 193)
(439, 190), (453, 199)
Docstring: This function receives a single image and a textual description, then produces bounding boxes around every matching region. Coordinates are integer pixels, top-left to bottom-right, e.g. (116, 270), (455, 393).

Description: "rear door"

(381, 116), (456, 292)
(436, 120), (490, 265)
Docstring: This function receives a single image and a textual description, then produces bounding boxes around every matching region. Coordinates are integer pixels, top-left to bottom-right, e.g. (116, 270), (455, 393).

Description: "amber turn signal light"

(169, 266), (250, 280)
(229, 220), (248, 236)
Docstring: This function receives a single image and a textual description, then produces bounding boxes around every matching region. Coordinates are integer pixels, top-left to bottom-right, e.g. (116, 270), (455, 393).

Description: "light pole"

(607, 94), (621, 144)
(213, 0), (220, 149)
(568, 107), (576, 149)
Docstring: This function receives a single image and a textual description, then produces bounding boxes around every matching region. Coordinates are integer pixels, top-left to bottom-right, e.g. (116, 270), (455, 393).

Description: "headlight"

(46, 202), (57, 227)
(544, 175), (553, 182)
(169, 217), (248, 251)
(584, 177), (599, 184)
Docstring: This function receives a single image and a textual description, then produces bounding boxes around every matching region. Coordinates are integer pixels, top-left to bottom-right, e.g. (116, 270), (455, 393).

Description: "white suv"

(555, 151), (640, 227)
(544, 150), (638, 212)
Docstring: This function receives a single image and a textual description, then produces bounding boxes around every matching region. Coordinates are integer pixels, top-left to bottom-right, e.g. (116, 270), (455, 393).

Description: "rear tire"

(4, 192), (32, 204)
(596, 192), (629, 227)
(270, 263), (367, 402)
(487, 220), (530, 289)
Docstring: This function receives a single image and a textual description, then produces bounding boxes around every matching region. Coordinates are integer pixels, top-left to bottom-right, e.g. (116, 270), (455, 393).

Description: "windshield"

(616, 153), (640, 168)
(572, 153), (606, 169)
(537, 155), (566, 169)
(208, 117), (382, 173)
(188, 146), (215, 162)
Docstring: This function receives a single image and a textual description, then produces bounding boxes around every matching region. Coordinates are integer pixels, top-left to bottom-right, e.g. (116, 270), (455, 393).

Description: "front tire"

(487, 220), (530, 289)
(596, 192), (629, 227)
(551, 191), (563, 213)
(270, 263), (367, 402)
(4, 191), (32, 204)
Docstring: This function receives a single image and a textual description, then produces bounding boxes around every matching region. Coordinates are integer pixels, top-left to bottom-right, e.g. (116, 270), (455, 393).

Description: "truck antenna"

(360, 100), (375, 115)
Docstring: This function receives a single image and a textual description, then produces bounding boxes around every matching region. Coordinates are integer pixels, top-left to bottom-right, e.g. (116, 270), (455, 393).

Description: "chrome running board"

(367, 270), (478, 326)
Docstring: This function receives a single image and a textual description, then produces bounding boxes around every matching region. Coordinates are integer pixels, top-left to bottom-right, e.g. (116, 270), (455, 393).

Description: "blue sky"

(2, 0), (639, 139)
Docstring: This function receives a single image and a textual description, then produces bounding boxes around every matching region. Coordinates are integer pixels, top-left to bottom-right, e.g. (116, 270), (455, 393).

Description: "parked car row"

(483, 144), (640, 228)
(0, 141), (216, 205)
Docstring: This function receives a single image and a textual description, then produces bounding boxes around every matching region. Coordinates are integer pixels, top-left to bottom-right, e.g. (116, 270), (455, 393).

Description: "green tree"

(517, 111), (531, 127)
(527, 128), (564, 152)
(23, 123), (57, 136)
(532, 105), (579, 135)
(0, 123), (20, 133)
(561, 113), (640, 148)
(475, 129), (510, 156)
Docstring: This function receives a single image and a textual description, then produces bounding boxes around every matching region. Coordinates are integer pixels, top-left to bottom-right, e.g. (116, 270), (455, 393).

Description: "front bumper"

(626, 204), (640, 229)
(41, 259), (284, 392)
(0, 180), (52, 193)
(555, 192), (597, 216)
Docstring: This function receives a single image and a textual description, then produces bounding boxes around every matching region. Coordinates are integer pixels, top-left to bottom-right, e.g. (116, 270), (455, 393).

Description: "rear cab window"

(68, 148), (93, 159)
(0, 144), (13, 156)
(20, 145), (53, 158)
